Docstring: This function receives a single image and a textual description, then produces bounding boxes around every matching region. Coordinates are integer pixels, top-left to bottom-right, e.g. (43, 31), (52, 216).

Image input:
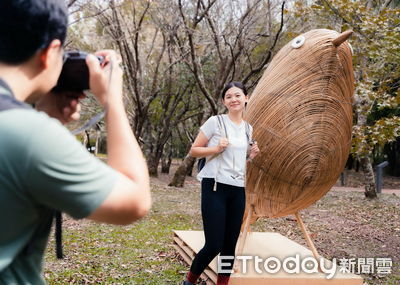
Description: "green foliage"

(352, 116), (400, 155)
(292, 0), (400, 158)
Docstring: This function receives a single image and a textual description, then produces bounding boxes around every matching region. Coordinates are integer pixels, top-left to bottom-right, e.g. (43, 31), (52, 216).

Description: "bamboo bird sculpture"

(237, 29), (355, 261)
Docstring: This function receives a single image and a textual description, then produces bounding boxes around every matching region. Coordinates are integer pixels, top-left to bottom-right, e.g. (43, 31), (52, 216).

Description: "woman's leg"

(219, 185), (246, 277)
(187, 178), (228, 282)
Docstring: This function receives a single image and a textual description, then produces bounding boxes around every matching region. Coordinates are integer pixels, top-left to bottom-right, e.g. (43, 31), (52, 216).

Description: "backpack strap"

(0, 94), (31, 111)
(245, 121), (250, 143)
(205, 115), (227, 163)
(216, 114), (228, 139)
(0, 77), (32, 111)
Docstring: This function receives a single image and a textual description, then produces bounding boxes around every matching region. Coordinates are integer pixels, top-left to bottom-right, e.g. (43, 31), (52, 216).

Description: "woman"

(183, 82), (260, 285)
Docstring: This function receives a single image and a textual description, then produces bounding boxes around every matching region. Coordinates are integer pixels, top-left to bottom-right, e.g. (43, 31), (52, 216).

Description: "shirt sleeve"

(200, 116), (218, 139)
(25, 113), (117, 219)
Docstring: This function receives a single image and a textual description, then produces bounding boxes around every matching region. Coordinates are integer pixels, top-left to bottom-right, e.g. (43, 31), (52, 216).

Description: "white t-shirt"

(197, 114), (252, 187)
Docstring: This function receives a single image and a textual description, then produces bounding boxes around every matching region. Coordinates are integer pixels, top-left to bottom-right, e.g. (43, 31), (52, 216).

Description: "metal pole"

(376, 167), (382, 194)
(375, 161), (389, 194)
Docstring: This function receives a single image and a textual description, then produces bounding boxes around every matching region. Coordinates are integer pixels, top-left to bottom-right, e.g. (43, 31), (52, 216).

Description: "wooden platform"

(173, 230), (363, 285)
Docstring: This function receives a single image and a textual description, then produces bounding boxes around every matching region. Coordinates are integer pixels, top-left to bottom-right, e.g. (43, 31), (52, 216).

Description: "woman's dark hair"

(0, 0), (68, 65)
(222, 81), (248, 99)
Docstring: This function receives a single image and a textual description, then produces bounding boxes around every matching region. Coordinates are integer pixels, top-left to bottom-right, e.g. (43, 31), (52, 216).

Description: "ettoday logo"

(218, 254), (337, 279)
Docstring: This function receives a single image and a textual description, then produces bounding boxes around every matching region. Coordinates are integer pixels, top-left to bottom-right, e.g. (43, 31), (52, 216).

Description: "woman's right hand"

(216, 138), (229, 153)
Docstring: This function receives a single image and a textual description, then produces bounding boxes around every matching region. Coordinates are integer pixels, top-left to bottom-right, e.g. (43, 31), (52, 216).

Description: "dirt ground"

(335, 168), (400, 189)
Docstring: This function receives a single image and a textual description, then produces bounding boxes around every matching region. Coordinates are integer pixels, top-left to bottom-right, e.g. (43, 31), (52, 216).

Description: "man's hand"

(35, 91), (84, 125)
(86, 50), (123, 107)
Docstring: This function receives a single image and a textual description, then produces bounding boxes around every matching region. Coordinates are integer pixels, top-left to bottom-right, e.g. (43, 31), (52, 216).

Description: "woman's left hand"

(249, 141), (260, 160)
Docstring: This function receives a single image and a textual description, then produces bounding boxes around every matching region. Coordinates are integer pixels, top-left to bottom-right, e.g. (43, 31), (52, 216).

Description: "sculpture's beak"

(332, 30), (353, 46)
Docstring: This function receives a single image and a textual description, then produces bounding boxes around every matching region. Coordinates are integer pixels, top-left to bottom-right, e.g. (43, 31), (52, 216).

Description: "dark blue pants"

(190, 178), (246, 276)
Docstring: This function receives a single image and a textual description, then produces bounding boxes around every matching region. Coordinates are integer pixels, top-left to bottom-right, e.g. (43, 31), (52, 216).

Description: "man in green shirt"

(0, 1), (151, 284)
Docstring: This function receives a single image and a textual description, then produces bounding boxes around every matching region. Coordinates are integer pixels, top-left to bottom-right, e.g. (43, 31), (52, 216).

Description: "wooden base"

(174, 230), (363, 285)
(173, 231), (216, 284)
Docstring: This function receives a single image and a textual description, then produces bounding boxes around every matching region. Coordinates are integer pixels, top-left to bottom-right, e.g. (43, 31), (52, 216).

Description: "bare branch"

(243, 1), (286, 85)
(382, 0), (394, 9)
(69, 6), (110, 25)
(150, 33), (167, 98)
(178, 0), (218, 114)
(199, 0), (223, 62)
(67, 0), (78, 8)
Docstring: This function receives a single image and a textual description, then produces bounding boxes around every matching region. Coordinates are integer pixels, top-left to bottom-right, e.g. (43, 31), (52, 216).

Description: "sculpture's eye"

(291, 35), (305, 49)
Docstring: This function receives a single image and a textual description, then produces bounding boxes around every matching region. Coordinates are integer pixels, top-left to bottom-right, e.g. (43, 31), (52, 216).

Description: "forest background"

(65, 0), (400, 198)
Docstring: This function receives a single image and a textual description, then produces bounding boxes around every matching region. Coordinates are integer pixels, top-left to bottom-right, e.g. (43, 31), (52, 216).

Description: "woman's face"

(222, 86), (248, 113)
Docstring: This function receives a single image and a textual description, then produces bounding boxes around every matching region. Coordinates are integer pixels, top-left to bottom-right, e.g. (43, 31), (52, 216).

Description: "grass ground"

(44, 168), (400, 284)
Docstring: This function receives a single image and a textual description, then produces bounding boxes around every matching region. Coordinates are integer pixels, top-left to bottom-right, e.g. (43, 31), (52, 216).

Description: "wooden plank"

(173, 235), (217, 284)
(173, 230), (364, 285)
(174, 236), (195, 259)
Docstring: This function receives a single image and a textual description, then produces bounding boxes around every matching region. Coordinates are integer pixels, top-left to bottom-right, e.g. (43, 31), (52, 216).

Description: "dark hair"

(222, 81), (248, 99)
(0, 0), (68, 64)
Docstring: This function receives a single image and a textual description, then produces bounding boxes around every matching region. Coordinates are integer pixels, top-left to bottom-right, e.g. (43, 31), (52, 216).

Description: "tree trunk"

(147, 141), (166, 177)
(161, 150), (172, 174)
(148, 154), (160, 177)
(360, 156), (377, 198)
(168, 155), (196, 187)
(94, 129), (100, 156)
(356, 91), (377, 198)
(185, 157), (196, 177)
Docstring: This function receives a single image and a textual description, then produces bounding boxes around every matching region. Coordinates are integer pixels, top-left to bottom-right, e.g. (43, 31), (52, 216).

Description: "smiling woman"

(183, 82), (260, 285)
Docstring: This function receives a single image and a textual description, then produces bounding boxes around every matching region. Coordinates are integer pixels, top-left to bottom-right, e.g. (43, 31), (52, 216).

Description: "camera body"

(52, 51), (104, 93)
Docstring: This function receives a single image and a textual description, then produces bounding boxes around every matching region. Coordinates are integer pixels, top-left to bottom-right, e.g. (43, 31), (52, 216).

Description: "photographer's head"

(0, 0), (67, 64)
(0, 0), (68, 102)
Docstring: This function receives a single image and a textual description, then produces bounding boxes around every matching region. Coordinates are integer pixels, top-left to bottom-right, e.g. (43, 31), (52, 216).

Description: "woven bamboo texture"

(245, 29), (354, 219)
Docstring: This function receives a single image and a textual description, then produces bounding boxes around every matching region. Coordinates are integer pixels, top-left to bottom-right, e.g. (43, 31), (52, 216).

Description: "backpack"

(197, 115), (251, 172)
(0, 83), (64, 259)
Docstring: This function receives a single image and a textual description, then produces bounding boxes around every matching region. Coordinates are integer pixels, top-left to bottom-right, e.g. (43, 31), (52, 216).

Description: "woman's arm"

(189, 131), (228, 158)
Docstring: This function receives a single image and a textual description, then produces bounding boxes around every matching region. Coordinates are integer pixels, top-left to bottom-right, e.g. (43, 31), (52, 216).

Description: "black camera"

(52, 51), (104, 93)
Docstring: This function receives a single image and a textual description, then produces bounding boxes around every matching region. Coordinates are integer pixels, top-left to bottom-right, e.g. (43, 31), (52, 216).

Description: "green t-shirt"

(0, 94), (117, 284)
